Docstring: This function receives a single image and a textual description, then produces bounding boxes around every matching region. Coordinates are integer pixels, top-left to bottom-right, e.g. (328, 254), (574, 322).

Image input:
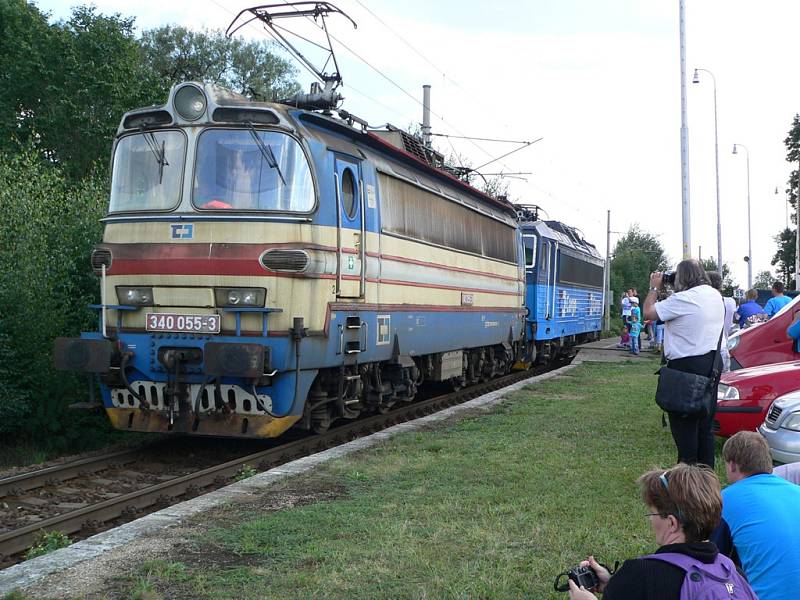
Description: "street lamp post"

(679, 0), (691, 259)
(732, 143), (752, 288)
(692, 68), (723, 279)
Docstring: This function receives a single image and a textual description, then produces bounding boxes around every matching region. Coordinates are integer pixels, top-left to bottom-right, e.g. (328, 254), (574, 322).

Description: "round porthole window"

(341, 168), (357, 218)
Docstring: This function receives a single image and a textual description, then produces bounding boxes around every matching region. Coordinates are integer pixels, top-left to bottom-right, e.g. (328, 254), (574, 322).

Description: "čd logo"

(171, 224), (194, 239)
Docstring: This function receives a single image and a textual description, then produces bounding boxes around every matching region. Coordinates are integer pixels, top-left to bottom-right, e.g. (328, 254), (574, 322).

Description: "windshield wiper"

(142, 131), (169, 184)
(246, 124), (287, 186)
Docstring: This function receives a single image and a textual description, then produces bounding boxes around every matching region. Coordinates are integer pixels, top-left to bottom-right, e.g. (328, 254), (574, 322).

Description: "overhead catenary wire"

(431, 133), (536, 145)
(269, 0), (527, 170)
(348, 0), (519, 138)
(473, 138), (543, 171)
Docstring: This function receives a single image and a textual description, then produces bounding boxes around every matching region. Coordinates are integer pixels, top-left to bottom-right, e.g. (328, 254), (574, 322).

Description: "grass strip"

(119, 357), (724, 599)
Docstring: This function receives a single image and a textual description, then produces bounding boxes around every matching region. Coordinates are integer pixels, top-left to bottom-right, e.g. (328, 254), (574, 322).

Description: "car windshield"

(193, 129), (314, 212)
(109, 131), (185, 212)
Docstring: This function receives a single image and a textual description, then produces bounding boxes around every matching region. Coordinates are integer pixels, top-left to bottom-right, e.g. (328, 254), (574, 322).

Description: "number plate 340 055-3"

(146, 313), (221, 334)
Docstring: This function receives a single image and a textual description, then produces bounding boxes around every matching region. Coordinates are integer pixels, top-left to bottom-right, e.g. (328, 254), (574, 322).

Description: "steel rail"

(0, 447), (148, 499)
(0, 362), (562, 562)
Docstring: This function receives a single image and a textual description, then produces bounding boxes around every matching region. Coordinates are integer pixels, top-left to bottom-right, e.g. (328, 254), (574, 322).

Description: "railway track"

(0, 359), (568, 566)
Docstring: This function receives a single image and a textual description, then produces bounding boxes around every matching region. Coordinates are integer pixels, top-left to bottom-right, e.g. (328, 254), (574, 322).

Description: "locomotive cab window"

(109, 130), (186, 212)
(523, 234), (537, 270)
(340, 168), (358, 219)
(192, 129), (315, 212)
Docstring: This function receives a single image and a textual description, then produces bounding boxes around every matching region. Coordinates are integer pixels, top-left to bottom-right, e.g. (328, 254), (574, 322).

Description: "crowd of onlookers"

(618, 279), (793, 365)
(618, 287), (663, 355)
(568, 261), (800, 599)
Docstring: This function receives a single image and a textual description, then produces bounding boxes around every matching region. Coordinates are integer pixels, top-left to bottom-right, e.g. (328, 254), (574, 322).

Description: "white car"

(759, 392), (800, 463)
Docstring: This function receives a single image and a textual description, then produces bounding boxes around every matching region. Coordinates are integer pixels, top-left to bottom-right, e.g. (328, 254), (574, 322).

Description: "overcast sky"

(39, 0), (800, 288)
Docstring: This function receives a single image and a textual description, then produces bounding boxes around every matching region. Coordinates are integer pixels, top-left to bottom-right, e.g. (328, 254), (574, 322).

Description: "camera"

(663, 271), (676, 286)
(554, 565), (600, 593)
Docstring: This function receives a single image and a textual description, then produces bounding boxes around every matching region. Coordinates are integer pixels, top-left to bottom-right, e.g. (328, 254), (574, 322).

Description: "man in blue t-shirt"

(764, 281), (792, 318)
(734, 288), (767, 328)
(710, 432), (800, 600)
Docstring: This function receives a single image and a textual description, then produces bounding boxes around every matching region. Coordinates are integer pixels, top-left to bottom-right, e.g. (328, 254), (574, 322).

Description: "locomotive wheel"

(311, 406), (332, 434)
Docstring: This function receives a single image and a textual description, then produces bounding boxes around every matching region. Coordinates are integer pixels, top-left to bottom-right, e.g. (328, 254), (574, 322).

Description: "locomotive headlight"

(214, 288), (266, 308)
(173, 84), (206, 121)
(117, 286), (154, 306)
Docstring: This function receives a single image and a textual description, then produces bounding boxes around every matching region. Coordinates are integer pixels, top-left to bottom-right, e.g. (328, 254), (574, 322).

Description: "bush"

(0, 149), (106, 443)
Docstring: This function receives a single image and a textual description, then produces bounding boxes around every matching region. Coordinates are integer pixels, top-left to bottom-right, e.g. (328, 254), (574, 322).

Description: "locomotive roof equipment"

(227, 2), (357, 111)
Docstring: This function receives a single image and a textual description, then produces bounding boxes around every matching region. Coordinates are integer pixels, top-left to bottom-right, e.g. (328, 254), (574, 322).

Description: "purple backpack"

(642, 553), (757, 600)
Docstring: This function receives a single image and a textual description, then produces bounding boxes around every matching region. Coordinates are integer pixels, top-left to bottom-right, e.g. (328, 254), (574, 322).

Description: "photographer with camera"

(643, 260), (724, 467)
(566, 464), (755, 600)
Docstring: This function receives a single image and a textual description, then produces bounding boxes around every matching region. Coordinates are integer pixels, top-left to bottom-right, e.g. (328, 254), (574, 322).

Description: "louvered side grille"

(260, 249), (309, 272)
(91, 248), (112, 273)
(766, 404), (783, 426)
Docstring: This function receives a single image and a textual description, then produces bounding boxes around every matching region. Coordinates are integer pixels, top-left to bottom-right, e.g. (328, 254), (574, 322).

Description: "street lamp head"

(732, 144), (738, 155)
(692, 68), (700, 84)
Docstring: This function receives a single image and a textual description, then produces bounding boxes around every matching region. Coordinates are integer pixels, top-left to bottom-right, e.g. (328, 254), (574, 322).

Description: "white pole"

(604, 209), (611, 332)
(693, 68), (722, 276)
(679, 0), (692, 259)
(734, 143), (753, 289)
(711, 76), (722, 278)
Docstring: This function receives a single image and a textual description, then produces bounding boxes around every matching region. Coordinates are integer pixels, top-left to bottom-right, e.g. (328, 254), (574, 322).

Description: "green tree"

(0, 3), (161, 178)
(139, 25), (300, 100)
(771, 228), (796, 289)
(783, 114), (800, 212)
(609, 225), (669, 308)
(0, 0), (52, 153)
(0, 148), (107, 440)
(753, 270), (775, 290)
(699, 257), (736, 296)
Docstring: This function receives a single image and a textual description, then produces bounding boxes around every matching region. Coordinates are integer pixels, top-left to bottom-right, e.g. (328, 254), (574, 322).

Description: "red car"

(715, 360), (800, 437)
(728, 295), (800, 369)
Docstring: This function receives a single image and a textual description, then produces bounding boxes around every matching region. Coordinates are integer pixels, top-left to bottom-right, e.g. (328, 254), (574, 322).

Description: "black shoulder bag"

(654, 305), (725, 416)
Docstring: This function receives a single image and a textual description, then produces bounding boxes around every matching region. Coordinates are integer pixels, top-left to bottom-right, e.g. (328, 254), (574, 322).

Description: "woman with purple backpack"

(568, 463), (756, 600)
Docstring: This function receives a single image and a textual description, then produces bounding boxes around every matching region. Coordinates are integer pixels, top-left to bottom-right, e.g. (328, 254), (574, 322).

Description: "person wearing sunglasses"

(568, 464), (755, 599)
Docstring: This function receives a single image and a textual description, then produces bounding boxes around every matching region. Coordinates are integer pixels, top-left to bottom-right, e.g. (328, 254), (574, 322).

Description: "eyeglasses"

(646, 512), (666, 518)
